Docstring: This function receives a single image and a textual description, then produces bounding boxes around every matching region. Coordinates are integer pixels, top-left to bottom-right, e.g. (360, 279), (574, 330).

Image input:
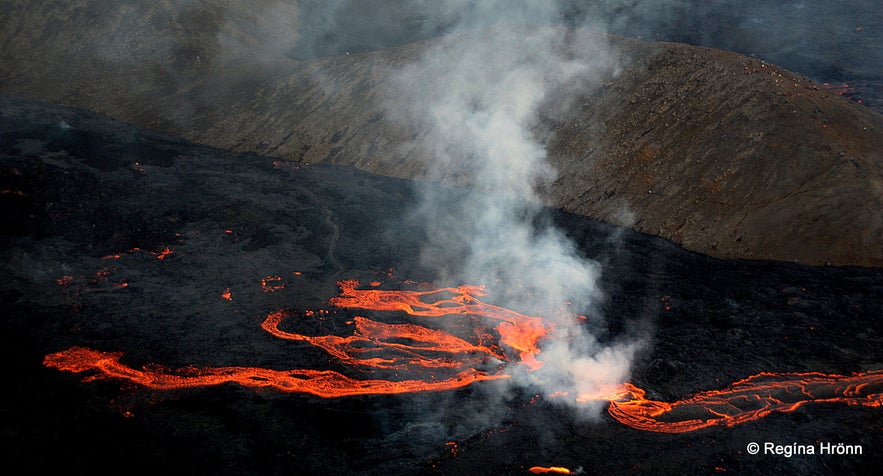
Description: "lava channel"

(44, 280), (883, 432)
(45, 280), (549, 398)
(584, 370), (883, 433)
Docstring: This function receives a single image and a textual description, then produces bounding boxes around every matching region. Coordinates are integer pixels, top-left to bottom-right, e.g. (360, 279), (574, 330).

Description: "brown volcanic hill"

(548, 43), (883, 267)
(1, 5), (881, 266)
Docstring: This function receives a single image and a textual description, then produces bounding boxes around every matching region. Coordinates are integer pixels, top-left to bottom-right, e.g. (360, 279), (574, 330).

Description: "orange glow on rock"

(42, 280), (883, 432)
(578, 370), (883, 433)
(44, 280), (546, 398)
(221, 288), (233, 301)
(152, 247), (174, 260)
(43, 346), (500, 397)
(328, 280), (550, 370)
(445, 441), (459, 456)
(261, 276), (285, 292)
(529, 466), (571, 474)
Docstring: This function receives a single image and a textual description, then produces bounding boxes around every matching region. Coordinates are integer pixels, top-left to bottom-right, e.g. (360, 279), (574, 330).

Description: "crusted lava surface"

(1, 98), (881, 475)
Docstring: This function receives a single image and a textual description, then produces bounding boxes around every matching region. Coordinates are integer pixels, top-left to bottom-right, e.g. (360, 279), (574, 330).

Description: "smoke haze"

(383, 1), (638, 415)
(8, 0), (875, 418)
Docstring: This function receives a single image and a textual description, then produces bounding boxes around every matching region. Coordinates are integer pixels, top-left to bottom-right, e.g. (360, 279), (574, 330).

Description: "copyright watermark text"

(746, 441), (863, 457)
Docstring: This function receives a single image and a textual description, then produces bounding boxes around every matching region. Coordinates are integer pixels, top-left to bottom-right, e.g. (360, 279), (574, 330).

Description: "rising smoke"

(384, 1), (638, 416)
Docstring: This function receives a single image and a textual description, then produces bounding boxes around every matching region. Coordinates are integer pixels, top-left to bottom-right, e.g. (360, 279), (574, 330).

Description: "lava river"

(44, 280), (883, 433)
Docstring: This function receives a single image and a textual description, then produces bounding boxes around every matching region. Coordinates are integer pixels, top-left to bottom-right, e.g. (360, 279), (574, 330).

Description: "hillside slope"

(1, 3), (881, 266)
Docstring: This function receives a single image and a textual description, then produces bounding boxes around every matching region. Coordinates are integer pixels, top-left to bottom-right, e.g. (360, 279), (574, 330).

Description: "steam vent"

(2, 2), (881, 475)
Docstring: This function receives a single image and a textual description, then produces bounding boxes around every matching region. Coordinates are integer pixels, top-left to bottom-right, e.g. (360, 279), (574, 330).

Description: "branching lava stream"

(44, 280), (883, 433)
(578, 370), (883, 433)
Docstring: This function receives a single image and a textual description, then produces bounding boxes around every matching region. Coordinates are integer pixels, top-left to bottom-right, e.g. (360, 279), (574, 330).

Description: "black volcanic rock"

(2, 97), (882, 475)
(1, 2), (881, 267)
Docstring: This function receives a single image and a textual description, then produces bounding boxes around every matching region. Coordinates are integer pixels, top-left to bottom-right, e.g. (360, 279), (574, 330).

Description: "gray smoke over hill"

(374, 1), (638, 415)
(294, 0), (882, 111)
(2, 1), (880, 268)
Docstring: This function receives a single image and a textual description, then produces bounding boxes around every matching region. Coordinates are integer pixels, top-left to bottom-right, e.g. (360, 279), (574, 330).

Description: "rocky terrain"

(1, 4), (882, 474)
(2, 95), (881, 476)
(1, 1), (881, 266)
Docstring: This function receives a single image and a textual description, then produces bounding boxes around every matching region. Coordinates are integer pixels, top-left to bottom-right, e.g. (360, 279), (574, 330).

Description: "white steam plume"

(387, 2), (638, 415)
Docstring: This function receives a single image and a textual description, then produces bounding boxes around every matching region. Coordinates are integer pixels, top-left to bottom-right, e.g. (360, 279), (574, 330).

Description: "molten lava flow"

(44, 280), (548, 397)
(261, 275), (285, 292)
(43, 346), (500, 397)
(262, 311), (501, 371)
(221, 288), (233, 301)
(329, 279), (550, 370)
(577, 370), (883, 433)
(152, 247), (174, 260)
(529, 466), (571, 474)
(43, 279), (883, 432)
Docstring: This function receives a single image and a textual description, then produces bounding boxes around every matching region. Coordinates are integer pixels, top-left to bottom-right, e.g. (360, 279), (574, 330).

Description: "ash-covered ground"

(1, 97), (881, 475)
(3, 2), (881, 268)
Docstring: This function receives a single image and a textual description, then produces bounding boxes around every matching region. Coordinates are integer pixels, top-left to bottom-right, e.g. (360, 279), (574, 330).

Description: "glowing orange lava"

(152, 247), (174, 260)
(577, 370), (883, 433)
(327, 280), (550, 370)
(529, 466), (571, 474)
(43, 346), (502, 397)
(43, 280), (883, 433)
(261, 275), (285, 292)
(45, 280), (537, 397)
